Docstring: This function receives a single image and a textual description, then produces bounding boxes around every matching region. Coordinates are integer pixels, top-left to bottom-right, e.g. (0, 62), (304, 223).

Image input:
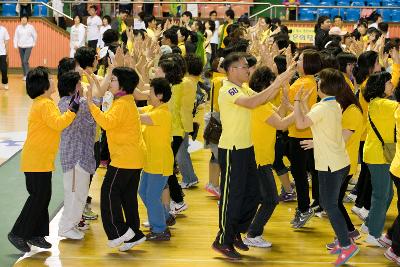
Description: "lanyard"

(322, 96), (336, 102)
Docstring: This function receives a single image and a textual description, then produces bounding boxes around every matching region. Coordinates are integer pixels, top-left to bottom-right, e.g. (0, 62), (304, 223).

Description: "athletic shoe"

(233, 234), (249, 251)
(27, 236), (52, 249)
(384, 247), (400, 264)
(314, 206), (325, 218)
(360, 223), (369, 234)
(349, 177), (358, 185)
(77, 219), (89, 231)
(359, 208), (369, 221)
(83, 204), (98, 220)
(119, 231), (146, 252)
(291, 208), (301, 225)
(166, 214), (176, 226)
(146, 229), (171, 241)
(142, 221), (150, 228)
(180, 180), (199, 189)
(170, 201), (188, 215)
(365, 234), (384, 247)
(348, 229), (361, 240)
(334, 244), (359, 266)
(22, 76), (26, 81)
(59, 228), (84, 240)
(8, 232), (30, 253)
(3, 83), (8, 90)
(351, 206), (361, 215)
(379, 234), (392, 248)
(343, 193), (357, 203)
(243, 235), (272, 248)
(326, 239), (339, 252)
(108, 228), (135, 248)
(212, 241), (242, 260)
(205, 183), (220, 198)
(279, 191), (297, 202)
(347, 184), (355, 191)
(292, 208), (314, 229)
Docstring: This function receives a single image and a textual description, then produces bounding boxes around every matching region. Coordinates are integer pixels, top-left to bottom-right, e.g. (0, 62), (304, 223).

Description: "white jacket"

(14, 24), (37, 48)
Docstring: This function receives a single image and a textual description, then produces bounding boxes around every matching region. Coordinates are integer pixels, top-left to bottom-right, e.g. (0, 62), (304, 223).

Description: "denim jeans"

(18, 47), (32, 76)
(178, 133), (199, 184)
(247, 165), (279, 237)
(319, 165), (351, 247)
(366, 164), (394, 238)
(139, 172), (168, 233)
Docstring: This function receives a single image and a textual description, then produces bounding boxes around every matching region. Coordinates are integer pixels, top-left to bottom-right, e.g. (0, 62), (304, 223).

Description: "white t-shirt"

(13, 24), (37, 48)
(0, 26), (10, 56)
(210, 20), (220, 44)
(87, 15), (102, 41)
(134, 18), (146, 30)
(98, 25), (111, 48)
(70, 23), (86, 57)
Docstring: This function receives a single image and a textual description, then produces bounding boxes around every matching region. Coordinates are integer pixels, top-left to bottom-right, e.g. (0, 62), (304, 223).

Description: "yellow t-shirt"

(218, 80), (255, 150)
(307, 98), (349, 172)
(363, 98), (398, 164)
(342, 104), (363, 175)
(178, 42), (186, 57)
(252, 102), (276, 166)
(288, 75), (318, 138)
(141, 104), (174, 176)
(89, 95), (146, 169)
(21, 96), (76, 172)
(343, 73), (355, 93)
(211, 75), (226, 113)
(219, 22), (232, 49)
(390, 107), (400, 177)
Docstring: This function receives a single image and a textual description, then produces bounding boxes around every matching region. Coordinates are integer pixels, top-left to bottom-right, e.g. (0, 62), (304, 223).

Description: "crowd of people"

(4, 3), (400, 267)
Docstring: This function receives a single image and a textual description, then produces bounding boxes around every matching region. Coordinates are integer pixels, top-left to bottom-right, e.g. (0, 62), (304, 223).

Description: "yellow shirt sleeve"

(180, 78), (197, 133)
(41, 101), (76, 131)
(148, 107), (164, 126)
(392, 63), (400, 89)
(89, 102), (123, 130)
(254, 102), (275, 123)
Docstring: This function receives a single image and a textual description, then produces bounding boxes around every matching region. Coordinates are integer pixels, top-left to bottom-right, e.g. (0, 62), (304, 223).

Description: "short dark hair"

(74, 47), (96, 69)
(73, 15), (82, 23)
(225, 9), (235, 20)
(160, 52), (187, 75)
(163, 29), (178, 45)
(249, 66), (276, 93)
(222, 52), (247, 72)
(144, 15), (156, 28)
(112, 67), (139, 94)
(353, 51), (379, 84)
(363, 71), (392, 102)
(102, 15), (112, 25)
(378, 22), (389, 33)
(372, 13), (382, 23)
(57, 57), (76, 79)
(150, 77), (172, 102)
(102, 29), (119, 45)
(320, 51), (339, 70)
(333, 15), (343, 21)
(336, 52), (357, 73)
(207, 20), (216, 33)
(88, 5), (97, 11)
(245, 54), (257, 68)
(20, 15), (29, 21)
(271, 18), (281, 26)
(302, 49), (322, 75)
(318, 68), (347, 96)
(26, 66), (50, 99)
(185, 54), (203, 76)
(274, 55), (287, 74)
(158, 59), (183, 85)
(209, 10), (217, 17)
(133, 29), (145, 40)
(58, 71), (81, 98)
(182, 11), (193, 19)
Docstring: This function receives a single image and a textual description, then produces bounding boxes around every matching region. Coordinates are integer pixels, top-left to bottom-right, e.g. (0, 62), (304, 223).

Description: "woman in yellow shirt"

(138, 78), (173, 241)
(87, 67), (147, 251)
(336, 52), (357, 93)
(361, 71), (397, 247)
(288, 49), (322, 228)
(9, 67), (78, 253)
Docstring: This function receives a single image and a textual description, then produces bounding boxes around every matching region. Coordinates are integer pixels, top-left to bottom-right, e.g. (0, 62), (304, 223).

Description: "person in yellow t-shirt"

(212, 52), (294, 260)
(243, 66), (295, 248)
(361, 71), (397, 246)
(9, 67), (78, 253)
(294, 68), (358, 265)
(138, 78), (173, 241)
(287, 49), (321, 228)
(86, 67), (147, 251)
(337, 52), (357, 93)
(218, 9), (234, 49)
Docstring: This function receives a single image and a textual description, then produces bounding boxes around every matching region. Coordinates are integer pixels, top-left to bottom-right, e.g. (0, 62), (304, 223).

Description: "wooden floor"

(2, 75), (398, 267)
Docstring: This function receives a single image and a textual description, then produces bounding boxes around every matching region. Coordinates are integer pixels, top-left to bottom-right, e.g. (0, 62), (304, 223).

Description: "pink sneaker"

(384, 247), (400, 264)
(379, 234), (392, 248)
(334, 244), (359, 266)
(205, 183), (220, 198)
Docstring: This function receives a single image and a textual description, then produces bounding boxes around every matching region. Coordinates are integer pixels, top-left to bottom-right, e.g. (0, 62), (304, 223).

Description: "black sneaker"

(290, 208), (301, 225)
(233, 234), (249, 251)
(212, 241), (242, 260)
(27, 236), (52, 249)
(292, 208), (314, 229)
(166, 214), (176, 226)
(146, 229), (171, 241)
(8, 232), (31, 253)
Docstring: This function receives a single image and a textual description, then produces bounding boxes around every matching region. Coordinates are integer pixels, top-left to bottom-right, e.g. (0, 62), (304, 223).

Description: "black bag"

(203, 82), (222, 145)
(368, 114), (396, 163)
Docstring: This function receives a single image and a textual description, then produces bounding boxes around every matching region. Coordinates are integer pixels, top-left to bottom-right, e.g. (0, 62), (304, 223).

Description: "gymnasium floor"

(0, 74), (398, 267)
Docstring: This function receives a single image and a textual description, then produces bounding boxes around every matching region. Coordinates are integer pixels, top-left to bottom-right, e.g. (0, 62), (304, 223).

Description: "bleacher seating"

(2, 3), (17, 16)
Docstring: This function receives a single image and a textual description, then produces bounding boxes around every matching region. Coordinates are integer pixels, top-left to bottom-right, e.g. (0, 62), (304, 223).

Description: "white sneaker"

(359, 208), (369, 221)
(119, 236), (146, 252)
(170, 201), (188, 215)
(59, 228), (84, 240)
(3, 83), (8, 90)
(343, 193), (357, 203)
(365, 234), (384, 247)
(351, 206), (361, 215)
(379, 234), (392, 248)
(243, 235), (272, 248)
(180, 181), (199, 189)
(22, 76), (26, 81)
(360, 223), (369, 234)
(142, 221), (150, 228)
(108, 228), (135, 248)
